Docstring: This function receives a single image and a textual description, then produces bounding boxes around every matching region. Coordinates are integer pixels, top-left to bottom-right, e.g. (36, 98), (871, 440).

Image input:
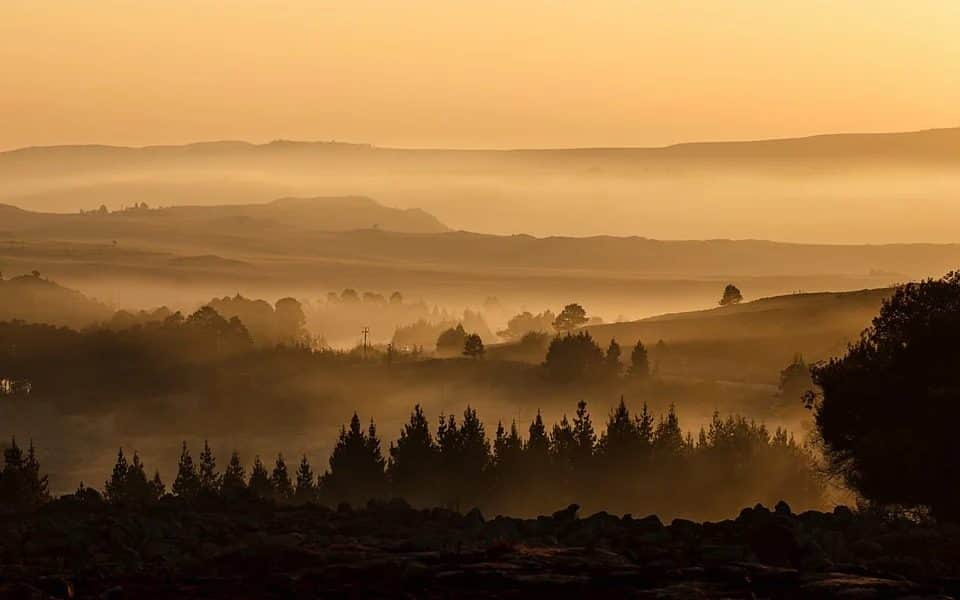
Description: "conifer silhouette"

(271, 454), (294, 501)
(172, 441), (201, 499)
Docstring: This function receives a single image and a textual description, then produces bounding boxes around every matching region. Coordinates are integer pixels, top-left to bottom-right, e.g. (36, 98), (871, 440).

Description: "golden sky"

(1, 0), (958, 150)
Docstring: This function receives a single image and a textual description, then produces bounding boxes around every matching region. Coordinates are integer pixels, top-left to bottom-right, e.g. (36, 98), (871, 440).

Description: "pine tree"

(493, 420), (523, 468)
(23, 440), (49, 505)
(630, 340), (650, 378)
(198, 440), (220, 494)
(636, 402), (655, 448)
(387, 405), (437, 504)
(527, 411), (549, 456)
(653, 404), (686, 458)
(321, 413), (387, 505)
(247, 455), (274, 500)
(605, 338), (622, 375)
(121, 451), (158, 505)
(572, 400), (596, 464)
(104, 447), (129, 504)
(151, 470), (166, 499)
(550, 415), (576, 466)
(271, 454), (294, 501)
(172, 441), (201, 499)
(600, 397), (646, 464)
(294, 455), (316, 503)
(222, 451), (247, 498)
(459, 406), (491, 478)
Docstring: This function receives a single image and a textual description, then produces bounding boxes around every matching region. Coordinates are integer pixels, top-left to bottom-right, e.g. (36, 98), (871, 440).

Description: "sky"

(1, 0), (958, 150)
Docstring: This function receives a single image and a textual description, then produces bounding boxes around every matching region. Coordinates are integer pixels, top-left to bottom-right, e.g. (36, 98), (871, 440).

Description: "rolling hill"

(2, 128), (960, 242)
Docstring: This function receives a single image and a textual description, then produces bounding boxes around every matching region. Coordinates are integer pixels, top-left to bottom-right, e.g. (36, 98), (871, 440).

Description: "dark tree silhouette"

(553, 303), (588, 333)
(150, 469), (165, 499)
(543, 331), (604, 382)
(572, 400), (597, 466)
(221, 451), (247, 499)
(811, 272), (960, 520)
(497, 310), (556, 340)
(653, 404), (687, 459)
(779, 354), (813, 401)
(172, 442), (201, 500)
(550, 415), (577, 467)
(294, 455), (316, 503)
(437, 406), (490, 509)
(275, 297), (308, 346)
(247, 455), (274, 500)
(198, 440), (220, 495)
(388, 405), (438, 504)
(104, 448), (129, 505)
(271, 454), (294, 501)
(436, 324), (468, 356)
(719, 284), (743, 306)
(629, 340), (650, 378)
(321, 413), (387, 505)
(605, 338), (622, 375)
(492, 420), (524, 472)
(463, 333), (485, 358)
(105, 448), (160, 506)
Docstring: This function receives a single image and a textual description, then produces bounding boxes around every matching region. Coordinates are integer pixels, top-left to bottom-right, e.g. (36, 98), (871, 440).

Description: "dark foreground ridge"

(2, 499), (959, 599)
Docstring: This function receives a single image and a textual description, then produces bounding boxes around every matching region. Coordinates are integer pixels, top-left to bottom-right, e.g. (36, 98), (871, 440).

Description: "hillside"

(3, 127), (959, 176)
(581, 288), (891, 385)
(0, 273), (112, 328)
(0, 201), (952, 317)
(0, 195), (447, 236)
(3, 128), (960, 242)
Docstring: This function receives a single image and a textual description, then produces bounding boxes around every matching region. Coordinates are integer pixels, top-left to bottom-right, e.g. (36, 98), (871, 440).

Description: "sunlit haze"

(1, 0), (958, 150)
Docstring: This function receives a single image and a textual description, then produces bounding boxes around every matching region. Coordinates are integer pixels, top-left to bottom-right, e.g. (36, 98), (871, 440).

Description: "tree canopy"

(811, 272), (960, 520)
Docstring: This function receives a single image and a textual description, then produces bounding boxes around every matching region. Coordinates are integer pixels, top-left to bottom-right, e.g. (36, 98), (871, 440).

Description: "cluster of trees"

(810, 271), (960, 521)
(0, 438), (49, 509)
(51, 399), (821, 519)
(327, 289), (405, 305)
(207, 294), (309, 347)
(435, 324), (485, 358)
(543, 331), (650, 383)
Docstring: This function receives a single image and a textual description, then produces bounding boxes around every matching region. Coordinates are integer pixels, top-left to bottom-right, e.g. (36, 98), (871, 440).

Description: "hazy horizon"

(2, 1), (959, 151)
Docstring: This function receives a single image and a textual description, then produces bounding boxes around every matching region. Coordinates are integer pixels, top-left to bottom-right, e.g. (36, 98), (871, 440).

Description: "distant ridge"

(3, 126), (958, 157)
(0, 195), (449, 235)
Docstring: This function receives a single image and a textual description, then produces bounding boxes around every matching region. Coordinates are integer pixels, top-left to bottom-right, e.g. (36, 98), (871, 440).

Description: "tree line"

(4, 398), (823, 519)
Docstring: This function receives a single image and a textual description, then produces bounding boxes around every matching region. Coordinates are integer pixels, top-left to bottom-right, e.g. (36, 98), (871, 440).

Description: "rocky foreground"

(1, 498), (960, 599)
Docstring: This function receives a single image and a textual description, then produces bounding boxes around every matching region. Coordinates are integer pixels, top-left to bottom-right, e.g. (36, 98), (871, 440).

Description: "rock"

(746, 519), (801, 566)
(99, 586), (124, 600)
(551, 504), (579, 523)
(633, 514), (664, 534)
(774, 500), (792, 516)
(0, 582), (44, 600)
(832, 505), (855, 522)
(700, 544), (747, 564)
(669, 518), (702, 542)
(463, 508), (485, 528)
(850, 539), (884, 559)
(36, 577), (74, 600)
(483, 517), (521, 542)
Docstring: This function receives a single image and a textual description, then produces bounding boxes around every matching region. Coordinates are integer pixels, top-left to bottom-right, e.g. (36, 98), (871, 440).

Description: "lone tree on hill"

(810, 271), (960, 521)
(719, 284), (743, 306)
(463, 333), (485, 358)
(553, 303), (589, 333)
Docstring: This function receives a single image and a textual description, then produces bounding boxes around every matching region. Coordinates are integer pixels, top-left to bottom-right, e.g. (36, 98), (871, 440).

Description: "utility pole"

(361, 326), (370, 359)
